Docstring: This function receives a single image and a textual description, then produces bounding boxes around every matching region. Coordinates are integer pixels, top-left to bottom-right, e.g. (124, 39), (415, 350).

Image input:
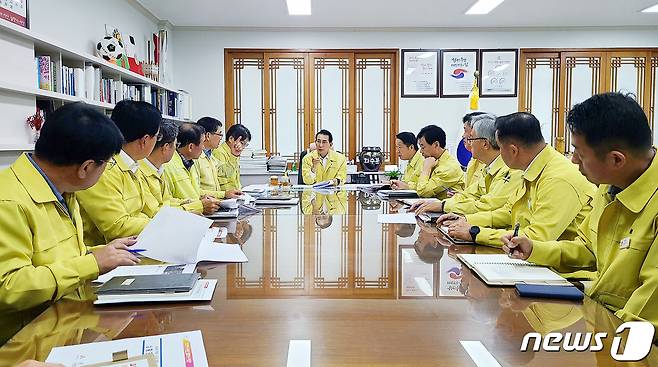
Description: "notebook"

(457, 254), (569, 286)
(313, 180), (335, 189)
(96, 273), (200, 295)
(205, 207), (239, 219)
(515, 284), (584, 301)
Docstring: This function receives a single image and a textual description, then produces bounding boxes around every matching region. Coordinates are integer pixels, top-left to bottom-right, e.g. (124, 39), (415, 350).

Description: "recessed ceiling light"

(465, 0), (505, 15)
(287, 0), (311, 15)
(641, 3), (658, 12)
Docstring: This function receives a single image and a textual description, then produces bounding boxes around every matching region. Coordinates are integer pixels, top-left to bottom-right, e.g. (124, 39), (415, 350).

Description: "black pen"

(509, 223), (520, 258)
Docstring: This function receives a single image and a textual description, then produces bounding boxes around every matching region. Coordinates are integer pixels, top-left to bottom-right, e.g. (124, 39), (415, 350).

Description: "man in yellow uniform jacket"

(440, 112), (595, 248)
(140, 122), (205, 216)
(0, 103), (140, 312)
(197, 117), (242, 198)
(415, 125), (465, 199)
(503, 93), (658, 340)
(77, 100), (161, 246)
(413, 114), (522, 215)
(302, 129), (347, 186)
(213, 124), (251, 191)
(462, 112), (487, 188)
(164, 124), (240, 214)
(390, 132), (423, 190)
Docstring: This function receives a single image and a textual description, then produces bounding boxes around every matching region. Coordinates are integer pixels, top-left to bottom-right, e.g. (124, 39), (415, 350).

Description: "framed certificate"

(401, 49), (439, 98)
(0, 0), (29, 28)
(440, 49), (479, 98)
(479, 49), (518, 97)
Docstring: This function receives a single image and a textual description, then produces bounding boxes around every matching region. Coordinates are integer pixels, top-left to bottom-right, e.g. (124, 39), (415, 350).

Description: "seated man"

(390, 132), (423, 190)
(77, 100), (160, 245)
(0, 103), (139, 312)
(164, 124), (237, 214)
(140, 122), (206, 215)
(415, 125), (465, 199)
(503, 93), (658, 337)
(413, 114), (522, 215)
(213, 124), (251, 191)
(440, 112), (595, 248)
(302, 129), (347, 186)
(196, 117), (241, 198)
(462, 112), (487, 188)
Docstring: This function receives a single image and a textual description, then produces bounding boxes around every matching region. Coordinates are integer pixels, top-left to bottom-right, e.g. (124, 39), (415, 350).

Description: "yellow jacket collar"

(486, 155), (506, 176)
(409, 151), (423, 167)
(116, 150), (139, 174)
(220, 142), (238, 161)
(140, 160), (163, 177)
(615, 150), (658, 214)
(523, 145), (552, 182)
(11, 153), (59, 204)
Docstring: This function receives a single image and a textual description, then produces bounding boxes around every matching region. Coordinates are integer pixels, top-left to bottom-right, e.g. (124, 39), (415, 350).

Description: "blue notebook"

(515, 283), (584, 301)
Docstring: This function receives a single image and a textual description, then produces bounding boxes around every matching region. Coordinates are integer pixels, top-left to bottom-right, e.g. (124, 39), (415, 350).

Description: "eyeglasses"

(210, 132), (224, 137)
(466, 137), (488, 143)
(98, 157), (117, 169)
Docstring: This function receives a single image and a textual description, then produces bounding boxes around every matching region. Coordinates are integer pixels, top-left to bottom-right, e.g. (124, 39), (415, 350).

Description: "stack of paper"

(95, 279), (217, 305)
(240, 149), (268, 173)
(313, 180), (335, 189)
(95, 264), (197, 284)
(267, 155), (288, 174)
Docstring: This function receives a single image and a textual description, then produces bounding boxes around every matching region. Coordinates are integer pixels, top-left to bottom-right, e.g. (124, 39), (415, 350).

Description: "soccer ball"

(96, 36), (124, 62)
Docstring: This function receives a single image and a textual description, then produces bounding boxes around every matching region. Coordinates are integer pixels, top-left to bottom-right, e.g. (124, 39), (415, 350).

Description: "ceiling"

(135, 0), (658, 28)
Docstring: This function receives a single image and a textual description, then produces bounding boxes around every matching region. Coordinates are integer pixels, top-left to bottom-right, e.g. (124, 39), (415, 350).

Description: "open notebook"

(457, 254), (570, 286)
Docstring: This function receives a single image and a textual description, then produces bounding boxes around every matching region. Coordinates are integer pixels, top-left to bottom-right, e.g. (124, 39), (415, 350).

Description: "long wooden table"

(1, 190), (656, 366)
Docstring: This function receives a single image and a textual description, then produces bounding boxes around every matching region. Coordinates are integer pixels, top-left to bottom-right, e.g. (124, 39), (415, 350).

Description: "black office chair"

(298, 150), (308, 183)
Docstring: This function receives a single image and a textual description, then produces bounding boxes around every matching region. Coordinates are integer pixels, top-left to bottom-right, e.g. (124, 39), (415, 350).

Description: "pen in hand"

(508, 223), (520, 258)
(127, 249), (146, 253)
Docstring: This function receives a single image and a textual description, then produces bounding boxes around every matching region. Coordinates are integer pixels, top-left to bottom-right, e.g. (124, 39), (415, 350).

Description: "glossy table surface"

(1, 190), (657, 366)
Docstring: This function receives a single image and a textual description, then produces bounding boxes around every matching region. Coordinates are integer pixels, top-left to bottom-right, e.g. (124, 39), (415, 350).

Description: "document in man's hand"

(457, 254), (570, 286)
(136, 207), (247, 264)
(46, 330), (209, 367)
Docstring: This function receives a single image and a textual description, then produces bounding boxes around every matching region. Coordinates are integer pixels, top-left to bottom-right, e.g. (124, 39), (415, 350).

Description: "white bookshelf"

(0, 18), (192, 153)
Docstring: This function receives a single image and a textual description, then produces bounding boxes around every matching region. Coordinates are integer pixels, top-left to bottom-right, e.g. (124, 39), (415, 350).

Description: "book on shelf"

(36, 56), (52, 91)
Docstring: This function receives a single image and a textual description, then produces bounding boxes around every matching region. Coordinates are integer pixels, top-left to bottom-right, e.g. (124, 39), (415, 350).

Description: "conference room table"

(0, 189), (657, 366)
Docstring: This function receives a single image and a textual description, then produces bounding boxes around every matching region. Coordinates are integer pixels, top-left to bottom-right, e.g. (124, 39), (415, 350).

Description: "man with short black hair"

(413, 114), (522, 215)
(503, 93), (658, 336)
(302, 129), (347, 186)
(77, 100), (161, 246)
(214, 124), (251, 190)
(415, 125), (465, 198)
(440, 112), (595, 250)
(140, 122), (205, 215)
(164, 123), (227, 215)
(0, 103), (140, 312)
(390, 132), (422, 190)
(196, 117), (241, 199)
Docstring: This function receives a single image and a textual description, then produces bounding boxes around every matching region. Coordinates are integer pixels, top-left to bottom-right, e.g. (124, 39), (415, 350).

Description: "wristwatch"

(469, 226), (480, 242)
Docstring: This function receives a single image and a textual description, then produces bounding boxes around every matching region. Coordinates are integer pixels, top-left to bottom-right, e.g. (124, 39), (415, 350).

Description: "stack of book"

(94, 272), (217, 305)
(240, 149), (268, 173)
(267, 156), (287, 174)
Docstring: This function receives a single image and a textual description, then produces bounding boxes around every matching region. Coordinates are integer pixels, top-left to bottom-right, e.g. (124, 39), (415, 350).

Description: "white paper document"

(95, 264), (196, 284)
(137, 207), (247, 264)
(242, 184), (269, 193)
(46, 330), (209, 367)
(377, 213), (418, 224)
(94, 279), (217, 305)
(137, 206), (212, 264)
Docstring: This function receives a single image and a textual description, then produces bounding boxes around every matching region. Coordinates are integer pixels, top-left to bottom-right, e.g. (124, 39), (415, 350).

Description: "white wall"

(29, 0), (160, 71)
(0, 0), (164, 168)
(171, 27), (658, 153)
